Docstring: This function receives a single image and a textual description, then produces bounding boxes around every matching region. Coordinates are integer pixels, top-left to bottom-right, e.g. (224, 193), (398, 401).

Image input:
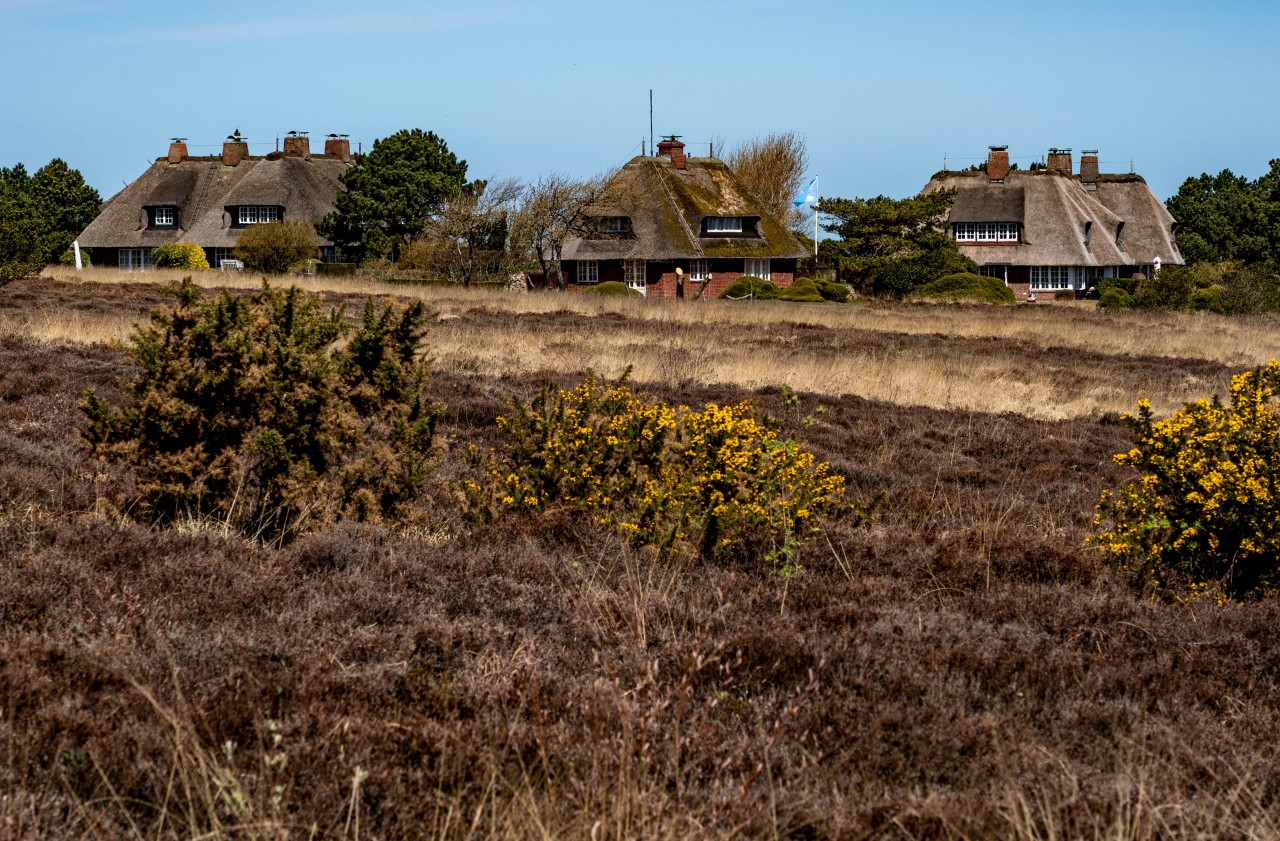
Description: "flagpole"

(813, 178), (818, 259)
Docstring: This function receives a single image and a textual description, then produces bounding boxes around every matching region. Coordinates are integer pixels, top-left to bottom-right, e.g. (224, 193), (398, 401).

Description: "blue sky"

(2, 0), (1277, 204)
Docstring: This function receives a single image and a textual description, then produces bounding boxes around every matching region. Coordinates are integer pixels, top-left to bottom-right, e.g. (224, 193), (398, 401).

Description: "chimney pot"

(324, 135), (352, 163)
(1080, 150), (1099, 185)
(987, 145), (1010, 182)
(283, 133), (310, 159)
(222, 137), (249, 167)
(1047, 147), (1073, 175)
(657, 135), (687, 170)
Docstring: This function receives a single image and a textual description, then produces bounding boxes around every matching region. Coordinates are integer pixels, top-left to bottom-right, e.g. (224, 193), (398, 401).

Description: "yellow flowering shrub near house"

(1091, 360), (1280, 600)
(467, 373), (847, 573)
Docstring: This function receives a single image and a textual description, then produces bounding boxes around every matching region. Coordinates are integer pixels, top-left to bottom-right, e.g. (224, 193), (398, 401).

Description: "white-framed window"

(689, 259), (708, 282)
(210, 247), (234, 267)
(623, 259), (646, 287)
(705, 217), (744, 233)
(743, 258), (770, 281)
(237, 205), (280, 225)
(1029, 265), (1070, 290)
(954, 221), (1019, 243)
(153, 207), (175, 227)
(117, 248), (154, 270)
(602, 216), (631, 234)
(577, 260), (599, 284)
(979, 265), (1009, 283)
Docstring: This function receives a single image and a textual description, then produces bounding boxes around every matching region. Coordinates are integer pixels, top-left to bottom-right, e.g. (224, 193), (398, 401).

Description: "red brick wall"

(1047, 151), (1072, 175)
(987, 149), (1009, 181)
(554, 259), (800, 299)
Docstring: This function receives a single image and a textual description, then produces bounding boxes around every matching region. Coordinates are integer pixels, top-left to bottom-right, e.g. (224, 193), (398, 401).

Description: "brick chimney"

(657, 135), (686, 170)
(222, 130), (249, 166)
(283, 132), (310, 158)
(1047, 148), (1073, 175)
(1080, 150), (1099, 187)
(987, 145), (1009, 182)
(167, 139), (188, 164)
(324, 135), (352, 163)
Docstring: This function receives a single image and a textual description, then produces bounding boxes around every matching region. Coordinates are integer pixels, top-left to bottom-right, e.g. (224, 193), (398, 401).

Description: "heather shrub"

(468, 373), (847, 571)
(1091, 361), (1280, 600)
(82, 278), (441, 543)
(151, 242), (209, 271)
(233, 221), (319, 274)
(719, 275), (779, 300)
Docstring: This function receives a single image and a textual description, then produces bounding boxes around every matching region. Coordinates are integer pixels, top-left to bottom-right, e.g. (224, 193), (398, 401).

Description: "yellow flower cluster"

(474, 374), (846, 570)
(1090, 360), (1280, 600)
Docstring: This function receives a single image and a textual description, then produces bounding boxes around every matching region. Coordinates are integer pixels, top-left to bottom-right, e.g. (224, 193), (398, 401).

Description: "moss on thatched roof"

(563, 155), (807, 262)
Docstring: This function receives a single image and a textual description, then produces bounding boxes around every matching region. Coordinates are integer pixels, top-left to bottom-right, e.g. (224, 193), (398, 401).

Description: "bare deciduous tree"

(425, 176), (523, 287)
(724, 132), (810, 227)
(510, 172), (614, 291)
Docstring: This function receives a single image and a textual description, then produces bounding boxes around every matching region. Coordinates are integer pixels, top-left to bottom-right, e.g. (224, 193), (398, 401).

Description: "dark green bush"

(816, 279), (851, 303)
(1098, 288), (1132, 309)
(1133, 266), (1198, 309)
(778, 277), (825, 302)
(585, 281), (641, 297)
(151, 242), (210, 270)
(719, 275), (780, 300)
(82, 278), (441, 543)
(317, 262), (357, 277)
(911, 273), (1015, 304)
(1098, 276), (1139, 296)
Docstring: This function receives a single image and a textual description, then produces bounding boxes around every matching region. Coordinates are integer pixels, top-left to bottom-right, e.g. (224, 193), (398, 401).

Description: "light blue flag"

(793, 177), (818, 208)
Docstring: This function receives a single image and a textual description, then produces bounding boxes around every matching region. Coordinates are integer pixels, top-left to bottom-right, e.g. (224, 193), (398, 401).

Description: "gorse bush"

(151, 242), (209, 270)
(777, 277), (825, 302)
(82, 278), (441, 543)
(1091, 361), (1280, 600)
(911, 272), (1016, 304)
(467, 373), (848, 572)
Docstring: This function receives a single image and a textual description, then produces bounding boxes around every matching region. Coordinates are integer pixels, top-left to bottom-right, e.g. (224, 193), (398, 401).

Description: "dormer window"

(601, 216), (631, 234)
(152, 206), (176, 227)
(236, 206), (281, 225)
(705, 216), (744, 234)
(954, 222), (1020, 243)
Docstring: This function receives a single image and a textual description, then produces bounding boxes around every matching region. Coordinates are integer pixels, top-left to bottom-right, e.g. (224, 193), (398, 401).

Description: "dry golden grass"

(23, 266), (1280, 419)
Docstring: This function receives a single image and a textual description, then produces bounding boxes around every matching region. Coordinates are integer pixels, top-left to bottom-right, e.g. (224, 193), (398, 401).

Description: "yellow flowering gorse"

(468, 373), (847, 572)
(1091, 360), (1280, 600)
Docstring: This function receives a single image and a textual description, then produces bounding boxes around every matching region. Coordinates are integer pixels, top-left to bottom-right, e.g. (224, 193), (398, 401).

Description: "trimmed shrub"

(1092, 361), (1280, 600)
(911, 272), (1015, 304)
(778, 277), (825, 302)
(816, 279), (851, 303)
(719, 275), (779, 300)
(58, 247), (91, 266)
(585, 281), (641, 297)
(234, 221), (319, 274)
(317, 262), (357, 277)
(1098, 288), (1132, 309)
(82, 278), (441, 543)
(151, 242), (210, 271)
(466, 373), (849, 572)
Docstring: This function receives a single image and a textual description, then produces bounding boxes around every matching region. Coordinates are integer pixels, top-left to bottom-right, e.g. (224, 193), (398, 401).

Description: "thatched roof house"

(923, 147), (1181, 301)
(77, 133), (351, 269)
(560, 137), (809, 298)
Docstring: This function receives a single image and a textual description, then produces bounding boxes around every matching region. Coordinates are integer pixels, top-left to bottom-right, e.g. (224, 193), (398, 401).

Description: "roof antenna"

(649, 89), (654, 158)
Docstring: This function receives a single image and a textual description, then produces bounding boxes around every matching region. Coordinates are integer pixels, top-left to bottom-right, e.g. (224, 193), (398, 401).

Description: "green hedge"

(585, 281), (641, 297)
(719, 276), (780, 300)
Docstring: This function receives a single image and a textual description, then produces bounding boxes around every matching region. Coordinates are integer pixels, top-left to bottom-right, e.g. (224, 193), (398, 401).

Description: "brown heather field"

(3, 272), (1280, 839)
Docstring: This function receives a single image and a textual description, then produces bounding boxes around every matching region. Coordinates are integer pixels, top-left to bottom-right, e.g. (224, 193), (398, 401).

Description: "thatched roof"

(923, 169), (1181, 267)
(77, 154), (349, 249)
(562, 155), (808, 262)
